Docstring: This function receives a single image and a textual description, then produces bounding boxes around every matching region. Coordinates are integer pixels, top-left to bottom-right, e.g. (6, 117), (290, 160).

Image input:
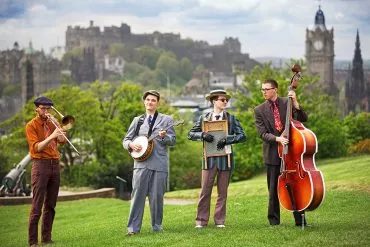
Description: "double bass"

(277, 64), (325, 212)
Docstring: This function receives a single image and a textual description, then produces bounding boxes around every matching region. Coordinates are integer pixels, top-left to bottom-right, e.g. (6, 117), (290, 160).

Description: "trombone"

(47, 106), (80, 156)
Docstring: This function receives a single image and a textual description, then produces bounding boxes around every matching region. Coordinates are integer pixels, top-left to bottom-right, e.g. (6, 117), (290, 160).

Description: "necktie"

(215, 115), (221, 120)
(272, 102), (283, 132)
(44, 122), (57, 150)
(148, 115), (152, 126)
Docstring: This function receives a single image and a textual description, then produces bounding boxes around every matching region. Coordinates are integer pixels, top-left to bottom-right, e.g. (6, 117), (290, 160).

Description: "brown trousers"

(28, 159), (60, 246)
(196, 165), (230, 226)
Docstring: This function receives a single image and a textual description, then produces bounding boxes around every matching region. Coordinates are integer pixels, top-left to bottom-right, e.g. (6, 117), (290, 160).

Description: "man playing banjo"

(123, 90), (176, 236)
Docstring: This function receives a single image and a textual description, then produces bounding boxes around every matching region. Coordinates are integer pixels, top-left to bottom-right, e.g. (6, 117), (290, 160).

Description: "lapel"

(263, 101), (275, 130)
(152, 113), (163, 129)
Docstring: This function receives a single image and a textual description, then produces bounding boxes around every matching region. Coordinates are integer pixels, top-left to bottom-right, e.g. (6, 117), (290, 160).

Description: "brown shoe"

(41, 240), (54, 245)
(30, 244), (39, 247)
(127, 232), (136, 236)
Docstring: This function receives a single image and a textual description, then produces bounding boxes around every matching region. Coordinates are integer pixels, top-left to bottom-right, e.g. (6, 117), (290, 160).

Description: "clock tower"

(305, 6), (337, 95)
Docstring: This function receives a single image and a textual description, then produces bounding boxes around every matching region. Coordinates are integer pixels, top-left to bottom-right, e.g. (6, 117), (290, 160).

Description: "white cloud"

(0, 0), (369, 60)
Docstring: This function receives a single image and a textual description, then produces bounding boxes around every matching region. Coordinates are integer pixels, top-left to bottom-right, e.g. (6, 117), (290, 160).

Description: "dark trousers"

(28, 159), (60, 245)
(266, 164), (306, 226)
(196, 165), (230, 226)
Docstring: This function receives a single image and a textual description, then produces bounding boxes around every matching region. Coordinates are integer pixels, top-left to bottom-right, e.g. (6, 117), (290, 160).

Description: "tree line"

(0, 61), (369, 192)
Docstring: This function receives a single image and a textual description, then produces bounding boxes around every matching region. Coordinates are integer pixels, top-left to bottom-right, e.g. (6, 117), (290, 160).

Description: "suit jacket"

(188, 111), (246, 170)
(123, 113), (176, 172)
(254, 97), (308, 165)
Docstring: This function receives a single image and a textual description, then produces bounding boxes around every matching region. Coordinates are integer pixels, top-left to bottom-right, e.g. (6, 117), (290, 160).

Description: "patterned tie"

(272, 102), (283, 132)
(215, 115), (221, 120)
(148, 115), (152, 126)
(44, 122), (57, 150)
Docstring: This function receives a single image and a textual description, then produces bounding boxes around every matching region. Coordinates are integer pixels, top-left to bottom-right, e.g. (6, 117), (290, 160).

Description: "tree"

(136, 45), (163, 70)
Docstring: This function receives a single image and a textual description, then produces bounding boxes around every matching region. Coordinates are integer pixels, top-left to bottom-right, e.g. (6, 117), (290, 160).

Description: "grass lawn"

(0, 155), (369, 247)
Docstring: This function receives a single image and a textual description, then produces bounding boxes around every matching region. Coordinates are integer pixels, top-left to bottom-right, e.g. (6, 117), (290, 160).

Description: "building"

(344, 30), (369, 114)
(305, 5), (337, 96)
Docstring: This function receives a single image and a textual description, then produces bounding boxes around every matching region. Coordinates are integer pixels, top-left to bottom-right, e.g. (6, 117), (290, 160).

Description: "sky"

(0, 0), (369, 60)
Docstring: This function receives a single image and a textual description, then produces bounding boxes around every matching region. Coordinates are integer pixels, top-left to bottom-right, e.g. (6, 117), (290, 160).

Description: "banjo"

(130, 119), (184, 161)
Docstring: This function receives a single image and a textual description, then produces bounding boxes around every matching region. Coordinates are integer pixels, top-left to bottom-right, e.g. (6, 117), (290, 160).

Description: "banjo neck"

(147, 120), (184, 141)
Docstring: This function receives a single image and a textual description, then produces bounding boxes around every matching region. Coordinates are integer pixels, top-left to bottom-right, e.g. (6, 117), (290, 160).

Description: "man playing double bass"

(254, 79), (309, 227)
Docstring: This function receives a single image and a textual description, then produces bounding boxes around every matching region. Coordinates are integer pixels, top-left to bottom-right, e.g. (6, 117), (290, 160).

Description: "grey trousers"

(127, 168), (167, 233)
(196, 165), (230, 226)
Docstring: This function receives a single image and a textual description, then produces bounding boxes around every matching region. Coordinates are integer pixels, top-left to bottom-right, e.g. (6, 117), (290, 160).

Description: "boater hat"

(205, 89), (231, 101)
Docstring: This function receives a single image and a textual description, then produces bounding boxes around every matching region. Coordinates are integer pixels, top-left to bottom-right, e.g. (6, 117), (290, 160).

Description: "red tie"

(272, 102), (283, 132)
(44, 122), (57, 150)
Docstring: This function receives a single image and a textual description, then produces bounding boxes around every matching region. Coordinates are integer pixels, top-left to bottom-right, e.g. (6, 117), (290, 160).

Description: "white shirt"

(212, 112), (224, 121)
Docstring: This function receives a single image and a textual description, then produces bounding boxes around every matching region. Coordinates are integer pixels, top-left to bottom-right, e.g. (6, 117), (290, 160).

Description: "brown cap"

(143, 90), (160, 100)
(205, 89), (231, 101)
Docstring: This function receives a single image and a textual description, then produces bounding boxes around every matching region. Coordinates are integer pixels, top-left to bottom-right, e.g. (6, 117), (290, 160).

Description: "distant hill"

(254, 57), (370, 70)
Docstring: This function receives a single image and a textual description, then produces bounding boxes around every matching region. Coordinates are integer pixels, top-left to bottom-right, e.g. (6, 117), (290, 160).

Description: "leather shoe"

(41, 240), (54, 245)
(127, 232), (136, 236)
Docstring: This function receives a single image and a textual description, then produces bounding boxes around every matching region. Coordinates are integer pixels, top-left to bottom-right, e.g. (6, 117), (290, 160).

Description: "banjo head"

(130, 136), (149, 158)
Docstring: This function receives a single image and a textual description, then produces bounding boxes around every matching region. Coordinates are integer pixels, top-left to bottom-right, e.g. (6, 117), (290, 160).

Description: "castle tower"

(305, 5), (337, 95)
(344, 30), (368, 114)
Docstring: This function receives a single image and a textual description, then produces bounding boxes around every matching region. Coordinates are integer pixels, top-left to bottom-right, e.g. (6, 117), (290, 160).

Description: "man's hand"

(159, 128), (167, 138)
(129, 142), (142, 152)
(216, 138), (226, 150)
(288, 90), (300, 109)
(276, 136), (289, 145)
(202, 133), (214, 143)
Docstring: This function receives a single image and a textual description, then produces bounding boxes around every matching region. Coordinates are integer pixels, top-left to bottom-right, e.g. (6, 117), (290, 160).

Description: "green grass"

(1, 155), (369, 247)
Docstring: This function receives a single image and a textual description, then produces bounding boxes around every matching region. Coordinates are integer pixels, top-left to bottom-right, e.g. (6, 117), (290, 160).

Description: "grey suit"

(123, 113), (176, 233)
(254, 96), (308, 226)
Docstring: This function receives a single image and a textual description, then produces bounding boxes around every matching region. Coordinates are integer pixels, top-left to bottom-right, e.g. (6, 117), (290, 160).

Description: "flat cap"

(205, 89), (231, 101)
(142, 90), (160, 100)
(34, 96), (54, 106)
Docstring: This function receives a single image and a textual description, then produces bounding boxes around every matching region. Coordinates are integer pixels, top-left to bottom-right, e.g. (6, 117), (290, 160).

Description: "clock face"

(314, 40), (323, 51)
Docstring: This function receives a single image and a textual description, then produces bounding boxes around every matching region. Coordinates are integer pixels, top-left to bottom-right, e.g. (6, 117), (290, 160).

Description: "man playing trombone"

(25, 96), (67, 247)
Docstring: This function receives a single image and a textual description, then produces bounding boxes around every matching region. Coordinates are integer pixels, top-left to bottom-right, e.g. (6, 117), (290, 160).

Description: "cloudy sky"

(0, 0), (369, 60)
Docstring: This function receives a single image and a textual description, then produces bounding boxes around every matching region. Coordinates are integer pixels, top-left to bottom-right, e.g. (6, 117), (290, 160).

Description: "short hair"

(264, 79), (278, 88)
(142, 90), (160, 101)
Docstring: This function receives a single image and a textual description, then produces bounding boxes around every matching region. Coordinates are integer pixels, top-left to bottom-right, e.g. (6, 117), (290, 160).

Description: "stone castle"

(65, 20), (259, 75)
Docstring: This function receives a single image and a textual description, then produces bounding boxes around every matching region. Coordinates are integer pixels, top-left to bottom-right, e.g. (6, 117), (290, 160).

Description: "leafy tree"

(155, 52), (179, 87)
(179, 57), (193, 82)
(136, 45), (163, 70)
(124, 62), (150, 82)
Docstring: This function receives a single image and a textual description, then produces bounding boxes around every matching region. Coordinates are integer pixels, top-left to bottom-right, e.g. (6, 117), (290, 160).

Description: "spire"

(314, 5), (326, 30)
(353, 29), (363, 68)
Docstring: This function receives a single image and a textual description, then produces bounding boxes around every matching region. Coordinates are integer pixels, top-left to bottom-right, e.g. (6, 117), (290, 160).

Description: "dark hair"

(264, 79), (278, 88)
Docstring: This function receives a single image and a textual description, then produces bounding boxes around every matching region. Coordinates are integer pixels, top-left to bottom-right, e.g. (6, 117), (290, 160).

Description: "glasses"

(261, 88), (275, 92)
(217, 98), (229, 103)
